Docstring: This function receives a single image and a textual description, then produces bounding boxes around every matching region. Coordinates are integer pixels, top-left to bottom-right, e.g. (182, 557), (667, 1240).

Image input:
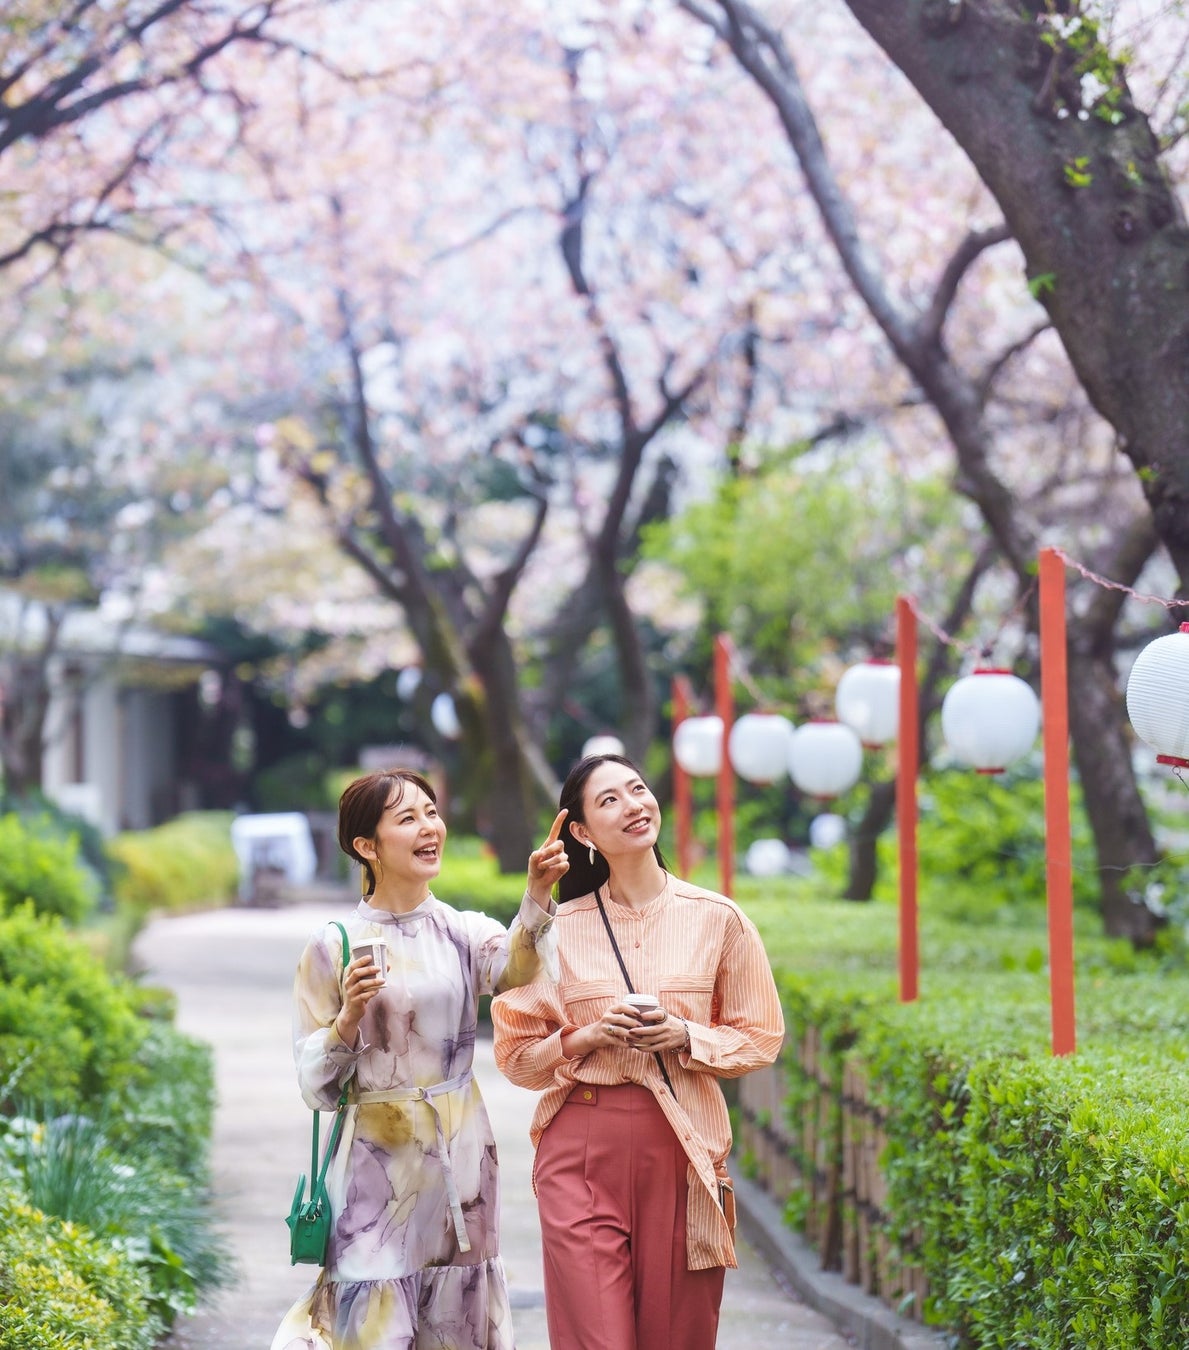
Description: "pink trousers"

(534, 1083), (726, 1350)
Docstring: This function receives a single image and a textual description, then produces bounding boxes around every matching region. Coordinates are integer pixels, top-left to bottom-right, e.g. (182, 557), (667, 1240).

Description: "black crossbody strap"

(308, 921), (352, 1197)
(594, 888), (677, 1101)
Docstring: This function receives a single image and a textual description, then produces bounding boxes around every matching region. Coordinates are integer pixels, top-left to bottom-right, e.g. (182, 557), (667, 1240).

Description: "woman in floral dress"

(271, 769), (564, 1350)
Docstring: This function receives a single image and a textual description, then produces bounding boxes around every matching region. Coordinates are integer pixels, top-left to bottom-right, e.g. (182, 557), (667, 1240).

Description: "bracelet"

(678, 1017), (692, 1052)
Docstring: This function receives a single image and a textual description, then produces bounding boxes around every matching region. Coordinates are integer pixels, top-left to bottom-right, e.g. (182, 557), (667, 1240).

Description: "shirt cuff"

(682, 1021), (717, 1068)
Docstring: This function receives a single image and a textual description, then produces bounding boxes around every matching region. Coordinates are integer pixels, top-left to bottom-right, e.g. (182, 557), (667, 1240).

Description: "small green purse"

(286, 921), (350, 1266)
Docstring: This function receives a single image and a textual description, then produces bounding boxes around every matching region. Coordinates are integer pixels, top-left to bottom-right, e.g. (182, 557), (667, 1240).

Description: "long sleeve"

(292, 923), (363, 1111)
(680, 909), (784, 1077)
(467, 891), (557, 995)
(491, 977), (573, 1090)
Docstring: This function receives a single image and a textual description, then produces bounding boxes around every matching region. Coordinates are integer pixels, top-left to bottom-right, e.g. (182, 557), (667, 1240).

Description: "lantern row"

(673, 661), (1044, 793)
(672, 623), (1188, 791)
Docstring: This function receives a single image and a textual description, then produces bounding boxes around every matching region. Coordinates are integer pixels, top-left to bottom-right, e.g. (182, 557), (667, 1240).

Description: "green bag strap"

(307, 921), (352, 1198)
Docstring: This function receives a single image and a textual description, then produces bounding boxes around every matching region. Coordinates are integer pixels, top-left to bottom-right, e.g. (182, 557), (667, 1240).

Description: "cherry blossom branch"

(918, 223), (1013, 351)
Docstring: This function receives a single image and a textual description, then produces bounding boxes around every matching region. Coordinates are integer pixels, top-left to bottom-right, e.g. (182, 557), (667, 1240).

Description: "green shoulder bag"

(285, 920), (350, 1266)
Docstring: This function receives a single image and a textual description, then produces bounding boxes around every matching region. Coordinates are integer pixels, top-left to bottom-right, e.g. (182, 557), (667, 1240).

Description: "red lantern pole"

(1039, 547), (1077, 1056)
(896, 596), (919, 1003)
(714, 634), (735, 898)
(672, 675), (694, 878)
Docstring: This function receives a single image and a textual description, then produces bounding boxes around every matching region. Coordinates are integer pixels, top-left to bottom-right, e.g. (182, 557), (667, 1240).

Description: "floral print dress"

(271, 892), (555, 1350)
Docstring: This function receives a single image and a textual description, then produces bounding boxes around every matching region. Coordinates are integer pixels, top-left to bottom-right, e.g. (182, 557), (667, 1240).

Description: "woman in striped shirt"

(492, 753), (784, 1350)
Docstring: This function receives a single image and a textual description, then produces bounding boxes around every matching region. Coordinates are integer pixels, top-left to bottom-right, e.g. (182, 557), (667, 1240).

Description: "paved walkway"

(133, 902), (858, 1349)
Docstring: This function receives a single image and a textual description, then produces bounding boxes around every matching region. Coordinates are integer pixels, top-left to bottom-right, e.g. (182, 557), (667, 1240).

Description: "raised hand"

(527, 809), (569, 903)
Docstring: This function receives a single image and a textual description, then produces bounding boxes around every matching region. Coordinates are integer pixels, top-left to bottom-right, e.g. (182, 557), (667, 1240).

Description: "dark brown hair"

(338, 769), (438, 896)
(556, 754), (667, 903)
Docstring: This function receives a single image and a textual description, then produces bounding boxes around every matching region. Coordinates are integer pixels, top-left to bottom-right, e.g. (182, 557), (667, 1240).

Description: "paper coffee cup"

(350, 940), (387, 981)
(624, 993), (660, 1019)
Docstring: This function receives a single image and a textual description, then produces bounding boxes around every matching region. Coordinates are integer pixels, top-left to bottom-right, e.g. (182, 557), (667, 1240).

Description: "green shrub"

(804, 764), (1099, 917)
(0, 1179), (162, 1350)
(0, 905), (147, 1110)
(3, 1107), (229, 1327)
(0, 812), (97, 924)
(107, 811), (238, 920)
(0, 790), (115, 908)
(113, 1021), (216, 1181)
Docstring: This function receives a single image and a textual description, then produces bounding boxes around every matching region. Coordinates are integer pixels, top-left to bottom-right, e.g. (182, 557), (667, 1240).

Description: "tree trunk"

(840, 0), (1189, 588)
(1065, 643), (1161, 943)
(843, 777), (896, 900)
(465, 631), (550, 873)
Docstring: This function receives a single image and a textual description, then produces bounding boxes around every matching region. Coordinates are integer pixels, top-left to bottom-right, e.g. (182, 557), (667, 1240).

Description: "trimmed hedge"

(746, 889), (1189, 1348)
(107, 811), (239, 919)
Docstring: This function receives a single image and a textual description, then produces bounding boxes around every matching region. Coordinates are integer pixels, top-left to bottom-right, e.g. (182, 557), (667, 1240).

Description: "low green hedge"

(746, 890), (1189, 1348)
(0, 915), (227, 1339)
(107, 812), (239, 920)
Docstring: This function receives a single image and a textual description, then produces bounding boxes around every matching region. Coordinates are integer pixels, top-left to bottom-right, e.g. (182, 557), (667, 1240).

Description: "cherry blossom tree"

(0, 0), (363, 278)
(670, 0), (1184, 938)
(141, 0), (837, 863)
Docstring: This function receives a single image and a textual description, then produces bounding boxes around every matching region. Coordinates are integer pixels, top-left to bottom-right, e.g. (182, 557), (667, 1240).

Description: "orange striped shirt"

(490, 873), (784, 1270)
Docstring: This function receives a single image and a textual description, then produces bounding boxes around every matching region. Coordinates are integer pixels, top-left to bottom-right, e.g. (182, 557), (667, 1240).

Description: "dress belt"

(353, 1069), (474, 1252)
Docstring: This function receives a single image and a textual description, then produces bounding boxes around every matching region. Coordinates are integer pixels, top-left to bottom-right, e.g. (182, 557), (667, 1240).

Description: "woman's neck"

(605, 855), (667, 910)
(369, 880), (431, 915)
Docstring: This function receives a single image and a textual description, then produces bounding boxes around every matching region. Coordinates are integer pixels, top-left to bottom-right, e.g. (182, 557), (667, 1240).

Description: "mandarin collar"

(602, 871), (672, 916)
(356, 895), (437, 924)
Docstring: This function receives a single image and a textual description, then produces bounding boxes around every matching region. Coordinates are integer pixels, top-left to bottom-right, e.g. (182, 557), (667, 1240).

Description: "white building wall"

(120, 688), (178, 831)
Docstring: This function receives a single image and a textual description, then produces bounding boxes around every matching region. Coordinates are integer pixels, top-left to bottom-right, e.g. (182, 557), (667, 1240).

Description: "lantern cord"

(1049, 546), (1189, 612)
(903, 581), (1037, 663)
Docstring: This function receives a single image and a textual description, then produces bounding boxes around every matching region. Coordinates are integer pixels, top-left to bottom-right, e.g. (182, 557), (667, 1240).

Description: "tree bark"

(839, 0), (1189, 587)
(1065, 511), (1163, 941)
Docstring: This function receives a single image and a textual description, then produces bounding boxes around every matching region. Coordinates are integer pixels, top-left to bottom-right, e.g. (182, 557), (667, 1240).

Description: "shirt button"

(634, 941), (641, 948)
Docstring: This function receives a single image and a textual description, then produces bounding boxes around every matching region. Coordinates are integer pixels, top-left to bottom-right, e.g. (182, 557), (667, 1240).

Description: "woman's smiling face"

(575, 760), (660, 859)
(358, 780), (446, 887)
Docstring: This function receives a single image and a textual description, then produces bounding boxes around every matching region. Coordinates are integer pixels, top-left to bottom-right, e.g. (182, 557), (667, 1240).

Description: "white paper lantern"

(1126, 623), (1189, 768)
(673, 715), (724, 778)
(940, 669), (1040, 773)
(582, 734), (626, 759)
(431, 692), (462, 740)
(728, 713), (794, 784)
(835, 660), (900, 747)
(787, 720), (863, 798)
(808, 813), (847, 850)
(745, 838), (793, 877)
